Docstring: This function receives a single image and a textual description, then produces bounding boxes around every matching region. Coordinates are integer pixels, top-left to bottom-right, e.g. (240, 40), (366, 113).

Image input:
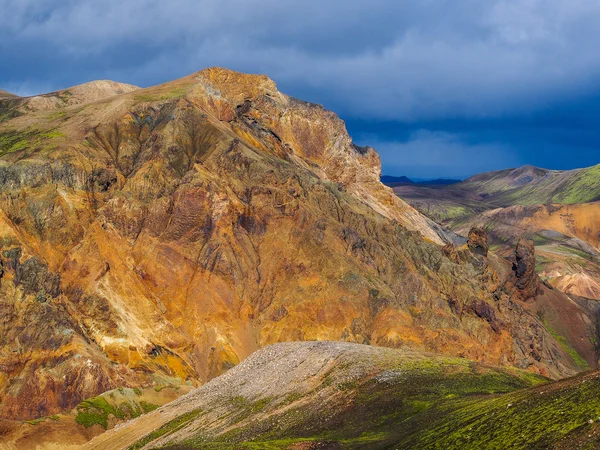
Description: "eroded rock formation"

(467, 227), (489, 257)
(513, 237), (540, 301)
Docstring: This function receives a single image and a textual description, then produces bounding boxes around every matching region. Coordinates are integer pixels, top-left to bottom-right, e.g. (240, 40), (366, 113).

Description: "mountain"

(455, 164), (600, 206)
(0, 68), (596, 445)
(84, 341), (548, 450)
(0, 80), (139, 122)
(393, 164), (600, 300)
(380, 175), (461, 187)
(380, 175), (414, 185)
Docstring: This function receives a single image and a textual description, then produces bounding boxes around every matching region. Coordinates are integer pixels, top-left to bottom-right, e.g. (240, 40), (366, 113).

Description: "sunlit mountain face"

(2, 2), (600, 449)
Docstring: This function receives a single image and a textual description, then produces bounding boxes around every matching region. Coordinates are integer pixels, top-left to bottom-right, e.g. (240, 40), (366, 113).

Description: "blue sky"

(1, 0), (600, 178)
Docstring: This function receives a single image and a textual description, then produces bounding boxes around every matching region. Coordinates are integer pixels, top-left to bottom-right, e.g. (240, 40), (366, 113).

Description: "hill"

(84, 341), (549, 450)
(455, 164), (600, 206)
(380, 175), (414, 185)
(85, 341), (600, 450)
(0, 80), (139, 123)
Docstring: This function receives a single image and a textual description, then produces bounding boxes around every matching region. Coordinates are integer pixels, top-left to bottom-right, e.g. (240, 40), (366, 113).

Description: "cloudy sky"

(2, 0), (600, 178)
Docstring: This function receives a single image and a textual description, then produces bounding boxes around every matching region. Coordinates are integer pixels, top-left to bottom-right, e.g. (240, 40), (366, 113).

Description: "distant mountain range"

(380, 175), (461, 187)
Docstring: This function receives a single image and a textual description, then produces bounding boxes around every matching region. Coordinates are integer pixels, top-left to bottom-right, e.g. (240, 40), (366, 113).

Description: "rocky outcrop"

(467, 227), (489, 256)
(513, 238), (540, 301)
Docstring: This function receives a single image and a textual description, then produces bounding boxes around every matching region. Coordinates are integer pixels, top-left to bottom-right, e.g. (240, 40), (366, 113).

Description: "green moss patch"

(75, 395), (160, 429)
(134, 87), (188, 103)
(0, 127), (64, 157)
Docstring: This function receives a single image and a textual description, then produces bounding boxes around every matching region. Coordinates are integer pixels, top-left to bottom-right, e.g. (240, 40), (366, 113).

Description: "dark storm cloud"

(1, 0), (600, 176)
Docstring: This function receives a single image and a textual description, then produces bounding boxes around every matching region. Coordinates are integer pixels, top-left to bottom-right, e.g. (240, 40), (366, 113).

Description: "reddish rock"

(468, 227), (489, 256)
(513, 237), (540, 301)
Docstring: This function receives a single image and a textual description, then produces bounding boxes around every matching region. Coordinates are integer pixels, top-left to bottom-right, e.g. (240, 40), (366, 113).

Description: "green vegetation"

(0, 127), (64, 156)
(75, 394), (159, 429)
(284, 392), (303, 404)
(22, 414), (60, 425)
(400, 371), (600, 449)
(23, 417), (46, 425)
(543, 320), (589, 371)
(134, 86), (188, 103)
(128, 408), (204, 450)
(141, 401), (159, 413)
(0, 99), (22, 123)
(249, 397), (272, 413)
(75, 396), (120, 429)
(45, 110), (68, 121)
(552, 164), (600, 204)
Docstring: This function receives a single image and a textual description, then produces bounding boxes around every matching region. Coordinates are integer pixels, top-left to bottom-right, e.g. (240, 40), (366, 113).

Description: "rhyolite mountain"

(391, 164), (600, 300)
(0, 67), (597, 438)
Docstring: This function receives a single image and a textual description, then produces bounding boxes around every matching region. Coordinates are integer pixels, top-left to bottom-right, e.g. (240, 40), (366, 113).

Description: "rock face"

(513, 238), (540, 301)
(467, 227), (489, 256)
(0, 68), (589, 421)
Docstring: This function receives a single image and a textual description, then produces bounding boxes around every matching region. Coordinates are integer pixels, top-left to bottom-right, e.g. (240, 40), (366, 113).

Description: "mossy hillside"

(552, 164), (600, 204)
(0, 127), (64, 157)
(485, 165), (600, 206)
(127, 408), (205, 450)
(134, 86), (188, 103)
(398, 370), (600, 449)
(75, 390), (159, 429)
(542, 319), (590, 371)
(0, 99), (23, 123)
(151, 355), (546, 449)
(155, 367), (600, 450)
